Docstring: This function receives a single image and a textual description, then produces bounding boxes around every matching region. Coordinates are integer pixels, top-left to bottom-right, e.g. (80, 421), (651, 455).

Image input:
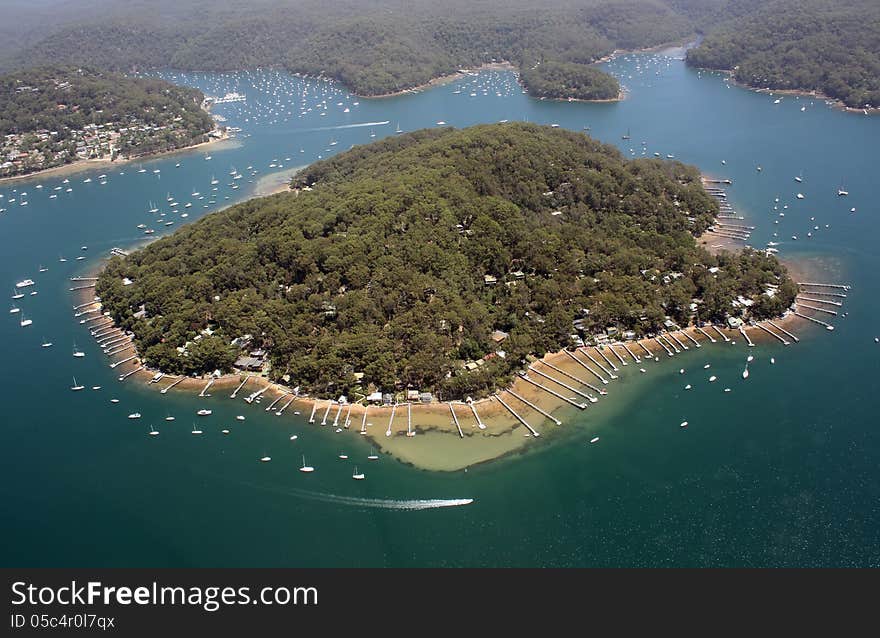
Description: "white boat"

(289, 435), (298, 441)
(838, 187), (849, 196)
(709, 375), (717, 382)
(367, 448), (378, 460)
(12, 289), (24, 299)
(91, 385), (101, 390)
(72, 344), (85, 357)
(352, 467), (365, 480)
(16, 279), (35, 288)
(149, 425), (159, 436)
(197, 409), (212, 416)
(165, 415), (175, 421)
(299, 455), (315, 473)
(70, 377), (85, 391)
(221, 429), (229, 434)
(110, 398), (119, 403)
(9, 305), (19, 314)
(191, 424), (203, 435)
(742, 366), (749, 379)
(680, 421), (688, 428)
(796, 193), (804, 199)
(128, 413), (141, 419)
(259, 456), (271, 463)
(338, 453), (348, 460)
(19, 316), (32, 327)
(590, 436), (600, 444)
(41, 340), (52, 348)
(236, 415), (245, 421)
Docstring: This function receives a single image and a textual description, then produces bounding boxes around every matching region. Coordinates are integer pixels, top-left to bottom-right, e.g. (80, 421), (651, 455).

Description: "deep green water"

(2, 48), (878, 567)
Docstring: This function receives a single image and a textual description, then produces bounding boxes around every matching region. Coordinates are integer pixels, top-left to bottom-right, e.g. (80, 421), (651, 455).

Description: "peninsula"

(0, 66), (217, 179)
(96, 124), (797, 409)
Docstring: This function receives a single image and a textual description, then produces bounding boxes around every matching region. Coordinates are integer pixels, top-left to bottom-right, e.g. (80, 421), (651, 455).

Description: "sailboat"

(148, 201), (159, 213)
(41, 339), (53, 348)
(395, 122), (403, 134)
(742, 364), (750, 379)
(367, 447), (378, 461)
(71, 377), (85, 391)
(352, 467), (365, 480)
(9, 304), (19, 314)
(191, 423), (203, 435)
(622, 128), (631, 140)
(338, 452), (349, 460)
(149, 424), (159, 436)
(210, 175), (219, 185)
(20, 315), (32, 327)
(259, 455), (272, 462)
(795, 171), (803, 183)
(72, 343), (85, 358)
(299, 455), (315, 473)
(837, 182), (849, 196)
(12, 288), (24, 299)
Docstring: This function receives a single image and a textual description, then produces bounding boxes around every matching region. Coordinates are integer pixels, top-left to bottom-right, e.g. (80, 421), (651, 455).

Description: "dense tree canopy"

(686, 0), (880, 108)
(97, 124), (795, 399)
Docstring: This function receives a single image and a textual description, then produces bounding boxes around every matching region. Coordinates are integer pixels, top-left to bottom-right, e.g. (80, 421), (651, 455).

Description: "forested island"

(96, 124), (796, 401)
(0, 66), (215, 178)
(686, 0), (880, 109)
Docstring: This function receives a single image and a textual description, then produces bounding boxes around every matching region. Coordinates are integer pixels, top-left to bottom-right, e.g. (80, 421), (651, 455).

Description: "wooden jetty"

(360, 406), (368, 433)
(527, 366), (594, 402)
(518, 373), (587, 409)
(344, 403), (353, 428)
(244, 386), (268, 404)
(506, 390), (562, 425)
(797, 302), (837, 316)
(797, 282), (850, 290)
(756, 322), (789, 345)
(109, 354), (137, 369)
(160, 376), (185, 394)
(199, 378), (214, 397)
(580, 348), (617, 378)
(385, 403), (397, 436)
(712, 325), (730, 342)
(622, 342), (641, 363)
(229, 374), (251, 399)
(655, 337), (673, 356)
(768, 320), (799, 343)
(448, 403), (463, 438)
(596, 347), (618, 371)
(667, 331), (688, 350)
(494, 394), (539, 437)
(696, 326), (716, 342)
(276, 396), (294, 415)
(794, 311), (834, 330)
(118, 365), (143, 381)
(265, 392), (287, 412)
(739, 326), (755, 347)
(564, 349), (608, 384)
(680, 330), (701, 348)
(320, 400), (332, 425)
(608, 344), (628, 365)
(537, 360), (600, 398)
(467, 400), (486, 430)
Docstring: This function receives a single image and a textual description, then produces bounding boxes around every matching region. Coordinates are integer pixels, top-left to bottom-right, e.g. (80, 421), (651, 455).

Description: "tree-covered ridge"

(97, 124), (795, 400)
(686, 0), (880, 109)
(0, 66), (214, 177)
(520, 60), (620, 100)
(5, 0), (697, 100)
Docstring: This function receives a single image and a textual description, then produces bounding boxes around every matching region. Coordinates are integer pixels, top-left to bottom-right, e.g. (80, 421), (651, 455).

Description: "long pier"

(69, 284), (95, 291)
(537, 360), (600, 398)
(794, 311), (834, 330)
(344, 403), (353, 428)
(118, 365), (143, 381)
(320, 401), (332, 425)
(680, 330), (701, 348)
(637, 341), (654, 358)
(621, 342), (641, 363)
(564, 349), (608, 384)
(797, 302), (837, 316)
(109, 354), (137, 369)
(797, 282), (850, 290)
(739, 326), (755, 347)
(385, 403), (397, 436)
(596, 347), (619, 371)
(518, 374), (587, 409)
(105, 343), (134, 357)
(667, 332), (688, 351)
(796, 296), (843, 307)
(406, 402), (413, 436)
(245, 386), (268, 404)
(609, 344), (627, 365)
(230, 374), (251, 399)
(308, 402), (317, 423)
(655, 337), (673, 356)
(527, 367), (594, 402)
(696, 326), (716, 343)
(265, 392), (287, 412)
(712, 325), (731, 342)
(768, 320), (799, 343)
(756, 322), (789, 345)
(506, 390), (562, 425)
(580, 348), (616, 378)
(360, 406), (368, 433)
(277, 396), (294, 415)
(468, 401), (486, 430)
(160, 376), (185, 393)
(494, 394), (539, 437)
(332, 404), (342, 428)
(661, 334), (680, 353)
(448, 403), (463, 438)
(199, 378), (214, 397)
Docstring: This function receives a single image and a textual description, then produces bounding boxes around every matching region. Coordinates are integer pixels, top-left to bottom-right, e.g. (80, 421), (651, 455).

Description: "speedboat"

(197, 409), (212, 416)
(128, 413), (142, 419)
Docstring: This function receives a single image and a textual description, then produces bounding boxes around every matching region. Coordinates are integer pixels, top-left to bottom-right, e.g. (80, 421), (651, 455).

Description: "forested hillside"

(686, 0), (880, 109)
(96, 124), (795, 399)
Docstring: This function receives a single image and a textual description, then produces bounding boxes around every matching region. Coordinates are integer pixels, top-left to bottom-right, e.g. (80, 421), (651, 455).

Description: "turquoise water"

(2, 48), (878, 567)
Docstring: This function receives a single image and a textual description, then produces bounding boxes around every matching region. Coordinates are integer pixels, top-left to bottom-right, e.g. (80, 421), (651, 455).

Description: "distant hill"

(96, 123), (795, 399)
(686, 0), (880, 109)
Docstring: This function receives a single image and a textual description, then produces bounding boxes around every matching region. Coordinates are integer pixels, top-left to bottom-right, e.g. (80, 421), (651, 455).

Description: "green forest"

(686, 0), (880, 108)
(97, 124), (796, 400)
(2, 1), (696, 100)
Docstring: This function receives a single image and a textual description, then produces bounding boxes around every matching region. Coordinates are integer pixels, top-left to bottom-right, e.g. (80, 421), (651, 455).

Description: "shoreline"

(0, 127), (232, 185)
(357, 62), (518, 99)
(694, 67), (878, 116)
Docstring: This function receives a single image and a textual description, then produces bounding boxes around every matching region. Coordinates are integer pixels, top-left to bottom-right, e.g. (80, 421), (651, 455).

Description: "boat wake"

(291, 489), (474, 510)
(292, 121), (391, 133)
